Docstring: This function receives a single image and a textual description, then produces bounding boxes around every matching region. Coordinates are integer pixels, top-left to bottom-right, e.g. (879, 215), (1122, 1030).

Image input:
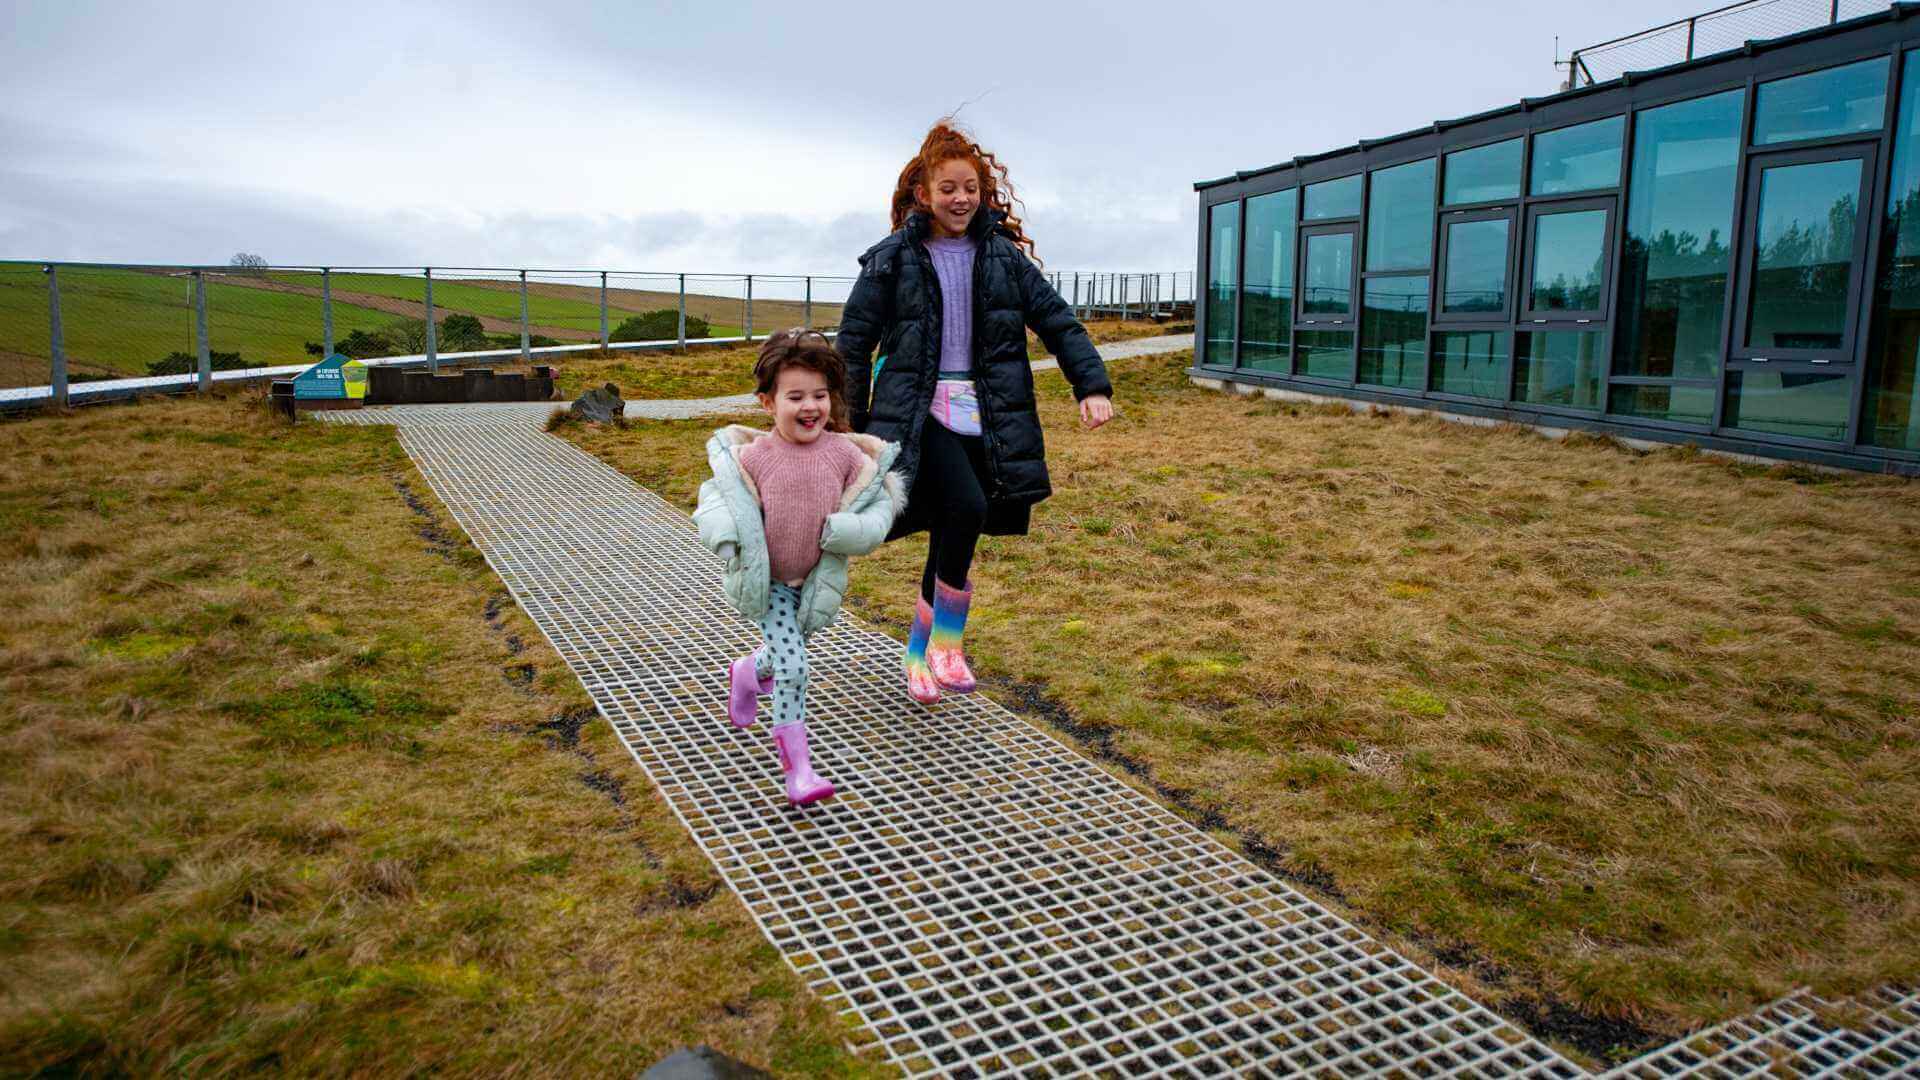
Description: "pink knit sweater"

(737, 431), (867, 586)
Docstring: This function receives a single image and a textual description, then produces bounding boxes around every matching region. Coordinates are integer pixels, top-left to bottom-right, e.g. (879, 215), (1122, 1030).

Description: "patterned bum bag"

(929, 378), (982, 436)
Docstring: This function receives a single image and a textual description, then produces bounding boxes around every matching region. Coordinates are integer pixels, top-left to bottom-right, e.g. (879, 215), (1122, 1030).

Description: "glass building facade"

(1193, 12), (1920, 474)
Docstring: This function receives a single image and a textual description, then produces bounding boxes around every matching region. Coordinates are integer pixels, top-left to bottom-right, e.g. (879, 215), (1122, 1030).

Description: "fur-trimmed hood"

(708, 424), (907, 515)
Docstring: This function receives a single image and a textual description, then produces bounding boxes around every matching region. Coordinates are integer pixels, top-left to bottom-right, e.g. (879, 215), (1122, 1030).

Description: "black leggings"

(916, 418), (990, 604)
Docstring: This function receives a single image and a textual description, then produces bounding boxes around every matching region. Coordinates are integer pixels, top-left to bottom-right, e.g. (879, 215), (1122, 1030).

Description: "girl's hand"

(1079, 394), (1113, 430)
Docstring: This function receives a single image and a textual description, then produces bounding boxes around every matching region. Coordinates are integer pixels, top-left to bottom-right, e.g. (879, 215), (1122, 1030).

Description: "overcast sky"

(1, 0), (1709, 276)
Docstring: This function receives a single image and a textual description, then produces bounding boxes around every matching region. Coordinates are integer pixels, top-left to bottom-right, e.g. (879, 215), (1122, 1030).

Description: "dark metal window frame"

(1727, 141), (1880, 365)
(1526, 114), (1627, 199)
(1435, 208), (1518, 323)
(1238, 186), (1301, 376)
(1190, 14), (1920, 472)
(1301, 173), (1364, 223)
(1520, 196), (1618, 323)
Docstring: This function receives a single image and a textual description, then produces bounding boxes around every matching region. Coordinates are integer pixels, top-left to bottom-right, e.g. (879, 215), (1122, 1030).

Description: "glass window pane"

(1616, 90), (1743, 381)
(1530, 209), (1608, 312)
(1444, 139), (1522, 204)
(1866, 48), (1920, 451)
(1609, 383), (1717, 425)
(1302, 233), (1355, 314)
(1443, 218), (1510, 314)
(1297, 329), (1354, 379)
(1304, 175), (1362, 220)
(1204, 201), (1239, 365)
(1514, 330), (1604, 410)
(1530, 116), (1623, 195)
(1241, 189), (1296, 372)
(1367, 159), (1435, 270)
(1754, 57), (1889, 146)
(1746, 158), (1862, 351)
(1726, 370), (1852, 441)
(1432, 330), (1510, 399)
(1359, 277), (1428, 389)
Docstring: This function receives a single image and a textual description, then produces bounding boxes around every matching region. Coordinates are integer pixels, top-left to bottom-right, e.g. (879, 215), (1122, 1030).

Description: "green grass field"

(0, 266), (754, 387)
(0, 268), (398, 381)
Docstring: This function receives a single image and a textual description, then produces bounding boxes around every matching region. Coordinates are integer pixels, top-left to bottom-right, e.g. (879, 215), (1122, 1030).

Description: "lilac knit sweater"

(926, 236), (977, 374)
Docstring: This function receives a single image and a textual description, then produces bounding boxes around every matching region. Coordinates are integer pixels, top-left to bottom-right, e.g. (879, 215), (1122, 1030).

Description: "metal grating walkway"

(324, 397), (1918, 1078)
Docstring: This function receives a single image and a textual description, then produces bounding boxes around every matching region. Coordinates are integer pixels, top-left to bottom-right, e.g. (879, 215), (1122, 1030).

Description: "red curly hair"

(890, 119), (1039, 265)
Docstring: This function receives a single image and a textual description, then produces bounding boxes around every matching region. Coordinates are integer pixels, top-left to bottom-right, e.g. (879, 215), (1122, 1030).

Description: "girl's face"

(759, 366), (832, 444)
(920, 158), (980, 239)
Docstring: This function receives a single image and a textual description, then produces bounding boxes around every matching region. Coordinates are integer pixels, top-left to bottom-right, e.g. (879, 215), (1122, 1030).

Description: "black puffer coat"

(836, 208), (1112, 541)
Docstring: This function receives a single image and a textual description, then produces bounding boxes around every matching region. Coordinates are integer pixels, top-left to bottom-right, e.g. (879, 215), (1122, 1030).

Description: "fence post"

(677, 274), (687, 351)
(45, 264), (66, 407)
(518, 269), (530, 361)
(1685, 17), (1696, 59)
(190, 270), (211, 392)
(425, 268), (438, 372)
(1072, 271), (1080, 320)
(322, 267), (333, 357)
(744, 274), (754, 342)
(804, 276), (812, 329)
(599, 271), (610, 349)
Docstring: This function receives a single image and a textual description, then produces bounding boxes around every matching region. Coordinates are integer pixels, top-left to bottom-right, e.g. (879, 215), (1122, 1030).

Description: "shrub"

(438, 314), (487, 352)
(612, 309), (707, 342)
(147, 351), (249, 376)
(334, 329), (398, 359)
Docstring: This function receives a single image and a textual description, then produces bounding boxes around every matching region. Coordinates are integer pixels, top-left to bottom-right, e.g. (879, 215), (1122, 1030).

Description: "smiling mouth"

(796, 415), (820, 431)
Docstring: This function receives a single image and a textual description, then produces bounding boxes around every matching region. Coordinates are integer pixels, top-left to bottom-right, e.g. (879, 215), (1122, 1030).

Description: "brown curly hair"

(752, 327), (852, 432)
(890, 119), (1039, 265)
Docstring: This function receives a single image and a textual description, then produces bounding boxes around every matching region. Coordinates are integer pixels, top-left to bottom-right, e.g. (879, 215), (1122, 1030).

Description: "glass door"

(1295, 224), (1358, 379)
(1726, 144), (1877, 442)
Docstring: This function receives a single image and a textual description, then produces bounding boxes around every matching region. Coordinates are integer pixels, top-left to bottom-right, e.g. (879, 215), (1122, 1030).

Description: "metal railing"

(1565, 0), (1892, 87)
(0, 262), (1189, 407)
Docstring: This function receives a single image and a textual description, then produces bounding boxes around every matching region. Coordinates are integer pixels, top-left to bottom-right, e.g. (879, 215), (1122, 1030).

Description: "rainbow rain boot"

(927, 578), (977, 694)
(904, 594), (942, 705)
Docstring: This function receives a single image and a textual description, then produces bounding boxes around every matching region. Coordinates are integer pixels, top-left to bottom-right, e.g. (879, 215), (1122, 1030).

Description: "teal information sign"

(293, 353), (368, 400)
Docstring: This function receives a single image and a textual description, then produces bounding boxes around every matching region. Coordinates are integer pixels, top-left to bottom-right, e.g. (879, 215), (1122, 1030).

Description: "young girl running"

(694, 328), (905, 806)
(835, 120), (1114, 704)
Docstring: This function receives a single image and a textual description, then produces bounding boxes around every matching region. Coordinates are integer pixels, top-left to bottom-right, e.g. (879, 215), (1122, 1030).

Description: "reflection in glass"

(1304, 175), (1362, 220)
(1367, 159), (1435, 270)
(1530, 210), (1608, 311)
(1443, 218), (1510, 313)
(1359, 277), (1429, 389)
(1746, 158), (1862, 351)
(1616, 90), (1742, 381)
(1866, 48), (1920, 451)
(1242, 189), (1296, 371)
(1297, 330), (1354, 379)
(1514, 330), (1604, 410)
(1444, 139), (1522, 204)
(1727, 370), (1851, 441)
(1530, 116), (1623, 195)
(1302, 233), (1355, 315)
(1204, 201), (1239, 365)
(1754, 57), (1889, 146)
(1609, 383), (1717, 424)
(1431, 331), (1510, 399)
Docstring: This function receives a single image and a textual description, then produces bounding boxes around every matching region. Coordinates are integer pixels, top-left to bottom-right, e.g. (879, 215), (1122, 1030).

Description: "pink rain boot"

(927, 578), (977, 694)
(904, 595), (942, 705)
(727, 647), (775, 728)
(771, 722), (835, 806)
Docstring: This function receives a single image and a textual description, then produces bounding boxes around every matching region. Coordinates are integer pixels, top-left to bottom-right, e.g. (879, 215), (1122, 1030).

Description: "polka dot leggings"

(753, 582), (811, 728)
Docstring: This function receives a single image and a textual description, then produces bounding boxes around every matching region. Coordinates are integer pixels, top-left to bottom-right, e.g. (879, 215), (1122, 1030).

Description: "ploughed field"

(0, 396), (885, 1076)
(559, 345), (1920, 1057)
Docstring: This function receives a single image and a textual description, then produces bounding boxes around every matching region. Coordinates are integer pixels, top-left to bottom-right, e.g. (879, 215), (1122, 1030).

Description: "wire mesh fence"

(0, 261), (1189, 403)
(1568, 0), (1892, 86)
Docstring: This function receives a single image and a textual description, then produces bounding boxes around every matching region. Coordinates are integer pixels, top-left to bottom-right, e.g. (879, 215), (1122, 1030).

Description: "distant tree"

(386, 317), (430, 354)
(148, 350), (248, 376)
(612, 309), (708, 342)
(335, 328), (399, 359)
(229, 252), (268, 276)
(438, 313), (487, 351)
